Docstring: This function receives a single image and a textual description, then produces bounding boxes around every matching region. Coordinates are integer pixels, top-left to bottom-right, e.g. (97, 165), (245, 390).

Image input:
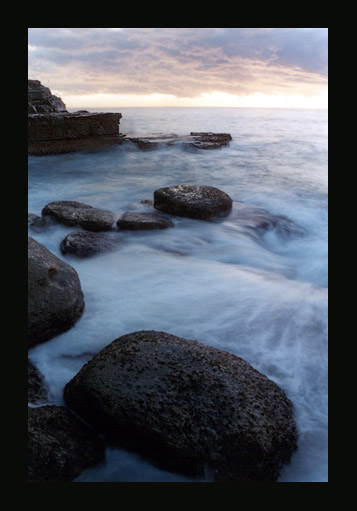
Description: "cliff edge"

(28, 80), (123, 155)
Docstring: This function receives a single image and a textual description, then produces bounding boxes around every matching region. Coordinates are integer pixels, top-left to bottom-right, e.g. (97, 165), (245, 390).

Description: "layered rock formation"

(28, 80), (123, 155)
(125, 132), (232, 150)
(28, 80), (67, 114)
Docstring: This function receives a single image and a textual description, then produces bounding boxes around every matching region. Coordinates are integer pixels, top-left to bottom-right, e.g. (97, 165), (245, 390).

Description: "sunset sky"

(28, 28), (328, 109)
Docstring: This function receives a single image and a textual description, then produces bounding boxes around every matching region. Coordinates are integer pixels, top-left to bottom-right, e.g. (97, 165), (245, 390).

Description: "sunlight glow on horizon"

(62, 90), (328, 110)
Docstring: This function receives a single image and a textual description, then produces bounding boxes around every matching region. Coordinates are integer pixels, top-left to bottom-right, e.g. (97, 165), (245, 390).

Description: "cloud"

(28, 28), (328, 99)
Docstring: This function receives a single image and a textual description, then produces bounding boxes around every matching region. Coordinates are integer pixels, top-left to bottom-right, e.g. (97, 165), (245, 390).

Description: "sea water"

(28, 107), (328, 482)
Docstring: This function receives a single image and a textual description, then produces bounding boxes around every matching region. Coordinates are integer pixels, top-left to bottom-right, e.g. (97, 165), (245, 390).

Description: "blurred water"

(28, 107), (328, 482)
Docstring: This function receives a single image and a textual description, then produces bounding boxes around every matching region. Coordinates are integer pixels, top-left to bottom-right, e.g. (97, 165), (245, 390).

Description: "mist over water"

(28, 107), (328, 482)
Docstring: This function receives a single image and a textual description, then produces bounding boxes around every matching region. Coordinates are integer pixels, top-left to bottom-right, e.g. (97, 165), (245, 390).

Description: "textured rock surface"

(64, 330), (298, 481)
(125, 132), (232, 150)
(28, 80), (122, 155)
(154, 185), (233, 220)
(117, 212), (174, 230)
(28, 405), (105, 482)
(28, 360), (48, 403)
(60, 230), (116, 257)
(28, 237), (85, 348)
(42, 201), (115, 232)
(28, 79), (67, 114)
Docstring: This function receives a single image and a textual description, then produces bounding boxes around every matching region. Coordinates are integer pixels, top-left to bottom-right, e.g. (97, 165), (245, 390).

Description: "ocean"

(28, 106), (328, 482)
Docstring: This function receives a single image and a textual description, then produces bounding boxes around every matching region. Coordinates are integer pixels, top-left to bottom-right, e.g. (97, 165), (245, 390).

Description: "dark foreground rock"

(28, 237), (85, 348)
(117, 212), (174, 230)
(64, 330), (298, 481)
(60, 230), (116, 257)
(154, 185), (233, 220)
(28, 360), (48, 403)
(28, 405), (105, 482)
(42, 201), (115, 232)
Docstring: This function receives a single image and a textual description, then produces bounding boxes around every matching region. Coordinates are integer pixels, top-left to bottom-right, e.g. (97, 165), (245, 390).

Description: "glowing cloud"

(28, 28), (328, 108)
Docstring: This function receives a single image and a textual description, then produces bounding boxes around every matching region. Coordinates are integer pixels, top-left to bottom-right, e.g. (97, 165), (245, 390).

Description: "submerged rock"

(28, 360), (48, 403)
(117, 212), (174, 230)
(188, 132), (232, 149)
(228, 201), (306, 239)
(64, 330), (298, 482)
(42, 200), (115, 232)
(60, 230), (116, 257)
(28, 405), (105, 482)
(28, 237), (85, 348)
(154, 185), (233, 220)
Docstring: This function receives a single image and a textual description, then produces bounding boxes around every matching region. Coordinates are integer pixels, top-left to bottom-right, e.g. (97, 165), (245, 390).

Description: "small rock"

(42, 200), (115, 232)
(60, 230), (116, 257)
(154, 185), (232, 220)
(117, 212), (174, 230)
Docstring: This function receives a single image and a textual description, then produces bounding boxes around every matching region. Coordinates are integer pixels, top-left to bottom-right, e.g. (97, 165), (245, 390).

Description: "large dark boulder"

(64, 330), (297, 481)
(28, 237), (85, 348)
(28, 405), (105, 482)
(154, 185), (232, 220)
(60, 230), (116, 257)
(42, 201), (115, 232)
(117, 212), (174, 230)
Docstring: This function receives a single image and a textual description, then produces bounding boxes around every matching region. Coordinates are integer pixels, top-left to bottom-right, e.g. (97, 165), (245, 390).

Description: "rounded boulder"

(28, 237), (85, 348)
(153, 185), (232, 219)
(64, 330), (297, 481)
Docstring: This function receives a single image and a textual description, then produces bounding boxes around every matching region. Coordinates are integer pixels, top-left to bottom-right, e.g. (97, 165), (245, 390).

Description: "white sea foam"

(28, 107), (328, 482)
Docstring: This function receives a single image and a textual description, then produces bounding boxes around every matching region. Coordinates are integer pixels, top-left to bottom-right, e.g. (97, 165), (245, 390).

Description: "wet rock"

(154, 185), (233, 220)
(42, 200), (115, 232)
(60, 230), (116, 257)
(124, 132), (232, 150)
(28, 360), (48, 403)
(28, 237), (85, 348)
(117, 212), (174, 230)
(28, 405), (105, 482)
(228, 202), (306, 239)
(188, 132), (232, 149)
(28, 79), (67, 114)
(28, 80), (123, 155)
(64, 330), (298, 482)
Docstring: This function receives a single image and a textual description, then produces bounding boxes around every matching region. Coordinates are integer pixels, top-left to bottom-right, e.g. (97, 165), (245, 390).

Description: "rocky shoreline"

(28, 80), (302, 482)
(28, 80), (233, 155)
(28, 182), (302, 482)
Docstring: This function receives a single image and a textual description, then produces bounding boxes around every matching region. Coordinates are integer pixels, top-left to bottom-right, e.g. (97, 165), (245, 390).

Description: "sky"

(28, 28), (328, 109)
